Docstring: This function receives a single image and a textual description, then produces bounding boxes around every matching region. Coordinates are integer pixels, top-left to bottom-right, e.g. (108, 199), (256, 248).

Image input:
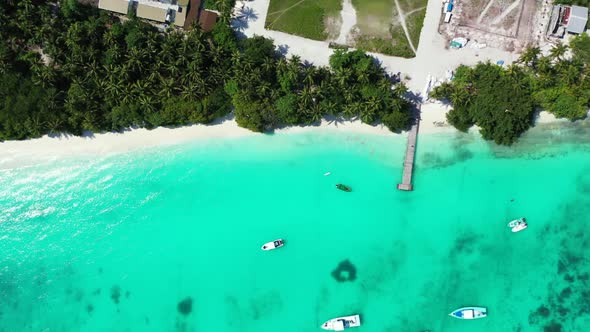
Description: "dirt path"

(477, 0), (496, 24)
(335, 0), (357, 44)
(491, 0), (521, 25)
(394, 0), (417, 54)
(405, 6), (427, 17)
(266, 0), (307, 27)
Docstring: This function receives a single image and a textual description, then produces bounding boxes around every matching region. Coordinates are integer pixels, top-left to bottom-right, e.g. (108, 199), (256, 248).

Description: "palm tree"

(126, 48), (147, 74)
(335, 67), (352, 86)
(106, 78), (126, 103)
(257, 82), (272, 97)
(560, 65), (580, 85)
(536, 56), (553, 75)
(46, 116), (63, 133)
(138, 95), (155, 114)
(34, 66), (58, 88)
(360, 106), (375, 124)
(550, 43), (568, 61)
(299, 86), (314, 107)
(261, 57), (275, 75)
(518, 46), (541, 68)
(307, 104), (323, 123)
(159, 77), (177, 98)
(343, 102), (362, 119)
(450, 88), (471, 106)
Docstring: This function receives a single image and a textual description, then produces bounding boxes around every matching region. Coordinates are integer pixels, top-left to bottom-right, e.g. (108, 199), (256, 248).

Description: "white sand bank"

(0, 104), (453, 169)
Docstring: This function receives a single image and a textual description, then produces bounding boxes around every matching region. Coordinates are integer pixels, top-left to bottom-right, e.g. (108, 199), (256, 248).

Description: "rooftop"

(567, 5), (589, 34)
(183, 0), (202, 29)
(136, 2), (169, 22)
(198, 10), (218, 32)
(98, 0), (130, 15)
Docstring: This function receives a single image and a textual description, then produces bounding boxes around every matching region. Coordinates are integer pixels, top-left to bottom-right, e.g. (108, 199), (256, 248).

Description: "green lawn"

(351, 0), (395, 38)
(404, 0), (427, 50)
(264, 0), (427, 58)
(351, 0), (426, 58)
(265, 0), (342, 40)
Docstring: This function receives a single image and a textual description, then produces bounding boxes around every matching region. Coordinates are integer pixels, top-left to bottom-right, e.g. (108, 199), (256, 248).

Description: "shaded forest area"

(0, 0), (412, 141)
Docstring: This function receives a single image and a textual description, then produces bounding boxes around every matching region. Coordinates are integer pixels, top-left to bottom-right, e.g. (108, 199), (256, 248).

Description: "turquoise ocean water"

(1, 120), (590, 332)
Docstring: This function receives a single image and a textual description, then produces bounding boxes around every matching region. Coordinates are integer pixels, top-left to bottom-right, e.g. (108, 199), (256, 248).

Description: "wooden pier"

(397, 106), (420, 191)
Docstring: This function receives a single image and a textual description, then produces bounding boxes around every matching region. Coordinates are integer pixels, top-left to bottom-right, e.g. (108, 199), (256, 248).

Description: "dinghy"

(261, 239), (284, 251)
(321, 314), (361, 330)
(336, 184), (352, 192)
(508, 218), (527, 233)
(449, 307), (487, 320)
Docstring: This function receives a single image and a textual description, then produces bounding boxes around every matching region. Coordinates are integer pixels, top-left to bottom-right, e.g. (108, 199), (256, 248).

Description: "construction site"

(438, 0), (546, 52)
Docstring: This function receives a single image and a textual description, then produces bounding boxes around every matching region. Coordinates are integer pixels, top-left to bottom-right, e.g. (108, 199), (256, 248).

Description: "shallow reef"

(177, 297), (193, 316)
(331, 259), (357, 282)
(110, 285), (121, 304)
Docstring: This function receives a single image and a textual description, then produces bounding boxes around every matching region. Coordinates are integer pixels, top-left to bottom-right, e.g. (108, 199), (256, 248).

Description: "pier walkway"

(397, 105), (420, 191)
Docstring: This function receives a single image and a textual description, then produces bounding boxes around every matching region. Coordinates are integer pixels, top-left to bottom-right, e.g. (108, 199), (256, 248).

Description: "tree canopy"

(431, 37), (590, 145)
(0, 0), (412, 141)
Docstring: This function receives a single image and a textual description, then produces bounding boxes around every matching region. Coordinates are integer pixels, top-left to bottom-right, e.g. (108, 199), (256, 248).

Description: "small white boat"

(324, 172), (331, 176)
(508, 218), (527, 233)
(261, 239), (284, 251)
(321, 315), (361, 331)
(449, 307), (487, 320)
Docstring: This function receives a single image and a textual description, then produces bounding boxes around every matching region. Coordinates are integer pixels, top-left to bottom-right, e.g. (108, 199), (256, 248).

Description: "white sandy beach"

(0, 103), (454, 169)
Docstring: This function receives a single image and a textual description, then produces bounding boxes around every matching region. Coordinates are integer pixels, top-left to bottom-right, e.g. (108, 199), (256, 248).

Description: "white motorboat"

(324, 172), (331, 176)
(508, 218), (527, 233)
(261, 239), (284, 251)
(321, 315), (361, 331)
(449, 307), (487, 320)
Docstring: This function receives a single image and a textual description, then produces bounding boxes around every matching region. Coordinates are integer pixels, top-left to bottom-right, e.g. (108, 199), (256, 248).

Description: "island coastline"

(0, 102), (574, 170)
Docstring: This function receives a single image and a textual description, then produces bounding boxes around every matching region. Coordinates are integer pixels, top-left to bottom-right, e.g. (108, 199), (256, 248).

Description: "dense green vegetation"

(0, 0), (412, 141)
(265, 0), (342, 41)
(555, 0), (590, 10)
(203, 0), (236, 13)
(431, 37), (590, 145)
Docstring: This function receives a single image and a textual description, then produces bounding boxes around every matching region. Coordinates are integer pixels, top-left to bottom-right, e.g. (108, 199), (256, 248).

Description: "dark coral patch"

(543, 322), (562, 332)
(110, 285), (121, 304)
(556, 306), (569, 317)
(537, 305), (550, 317)
(177, 297), (193, 316)
(86, 304), (94, 314)
(559, 287), (572, 301)
(331, 259), (357, 282)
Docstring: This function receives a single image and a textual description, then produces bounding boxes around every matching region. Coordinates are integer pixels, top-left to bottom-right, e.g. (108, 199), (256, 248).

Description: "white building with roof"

(98, 0), (188, 27)
(567, 5), (588, 34)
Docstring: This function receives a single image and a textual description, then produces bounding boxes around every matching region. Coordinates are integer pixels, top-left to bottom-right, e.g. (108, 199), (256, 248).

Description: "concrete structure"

(397, 105), (420, 191)
(98, 0), (130, 15)
(567, 5), (589, 34)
